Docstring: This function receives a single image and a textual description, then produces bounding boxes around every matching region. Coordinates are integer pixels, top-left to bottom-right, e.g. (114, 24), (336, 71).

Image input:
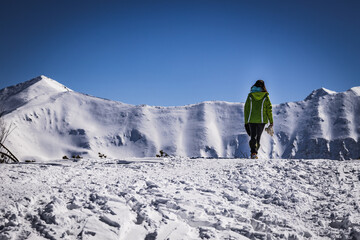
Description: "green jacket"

(244, 92), (273, 124)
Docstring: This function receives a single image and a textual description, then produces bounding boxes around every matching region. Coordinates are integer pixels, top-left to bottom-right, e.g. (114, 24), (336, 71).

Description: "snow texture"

(1, 76), (359, 160)
(1, 157), (360, 239)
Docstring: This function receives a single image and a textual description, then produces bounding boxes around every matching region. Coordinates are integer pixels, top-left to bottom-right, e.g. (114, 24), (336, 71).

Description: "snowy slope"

(272, 86), (360, 160)
(1, 157), (360, 239)
(1, 76), (359, 160)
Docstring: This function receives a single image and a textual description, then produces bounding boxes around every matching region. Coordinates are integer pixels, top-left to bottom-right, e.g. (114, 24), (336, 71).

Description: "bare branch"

(0, 103), (18, 163)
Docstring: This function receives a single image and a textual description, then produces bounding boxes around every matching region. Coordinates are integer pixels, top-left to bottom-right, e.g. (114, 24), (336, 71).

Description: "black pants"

(245, 123), (265, 154)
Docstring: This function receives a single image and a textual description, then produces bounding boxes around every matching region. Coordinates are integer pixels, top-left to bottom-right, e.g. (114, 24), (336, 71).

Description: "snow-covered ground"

(1, 157), (360, 239)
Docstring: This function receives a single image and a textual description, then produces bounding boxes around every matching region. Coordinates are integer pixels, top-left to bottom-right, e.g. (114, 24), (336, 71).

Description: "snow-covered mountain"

(1, 76), (359, 161)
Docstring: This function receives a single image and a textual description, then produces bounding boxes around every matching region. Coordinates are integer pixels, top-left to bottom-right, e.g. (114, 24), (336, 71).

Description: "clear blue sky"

(1, 0), (359, 106)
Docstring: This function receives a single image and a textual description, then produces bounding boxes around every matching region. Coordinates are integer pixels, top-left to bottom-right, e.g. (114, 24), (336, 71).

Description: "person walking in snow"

(244, 80), (273, 159)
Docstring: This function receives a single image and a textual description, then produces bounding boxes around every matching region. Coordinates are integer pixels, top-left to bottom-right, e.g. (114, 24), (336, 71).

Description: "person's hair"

(252, 80), (268, 92)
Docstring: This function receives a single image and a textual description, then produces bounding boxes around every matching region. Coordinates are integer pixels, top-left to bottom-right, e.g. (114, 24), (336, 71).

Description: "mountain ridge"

(4, 75), (359, 106)
(1, 76), (359, 160)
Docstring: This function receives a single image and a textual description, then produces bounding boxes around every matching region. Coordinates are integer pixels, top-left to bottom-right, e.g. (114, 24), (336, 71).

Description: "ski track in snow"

(1, 157), (360, 240)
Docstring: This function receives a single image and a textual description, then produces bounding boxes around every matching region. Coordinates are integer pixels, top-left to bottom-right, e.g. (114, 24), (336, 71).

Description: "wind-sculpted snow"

(0, 76), (359, 160)
(1, 157), (360, 239)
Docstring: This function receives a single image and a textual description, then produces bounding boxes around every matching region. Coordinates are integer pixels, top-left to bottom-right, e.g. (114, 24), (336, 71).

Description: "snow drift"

(0, 76), (359, 160)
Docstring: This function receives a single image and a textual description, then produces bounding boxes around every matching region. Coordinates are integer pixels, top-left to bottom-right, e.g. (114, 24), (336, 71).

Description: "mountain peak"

(0, 75), (71, 97)
(0, 75), (72, 114)
(347, 86), (360, 96)
(304, 87), (337, 101)
(29, 75), (72, 92)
